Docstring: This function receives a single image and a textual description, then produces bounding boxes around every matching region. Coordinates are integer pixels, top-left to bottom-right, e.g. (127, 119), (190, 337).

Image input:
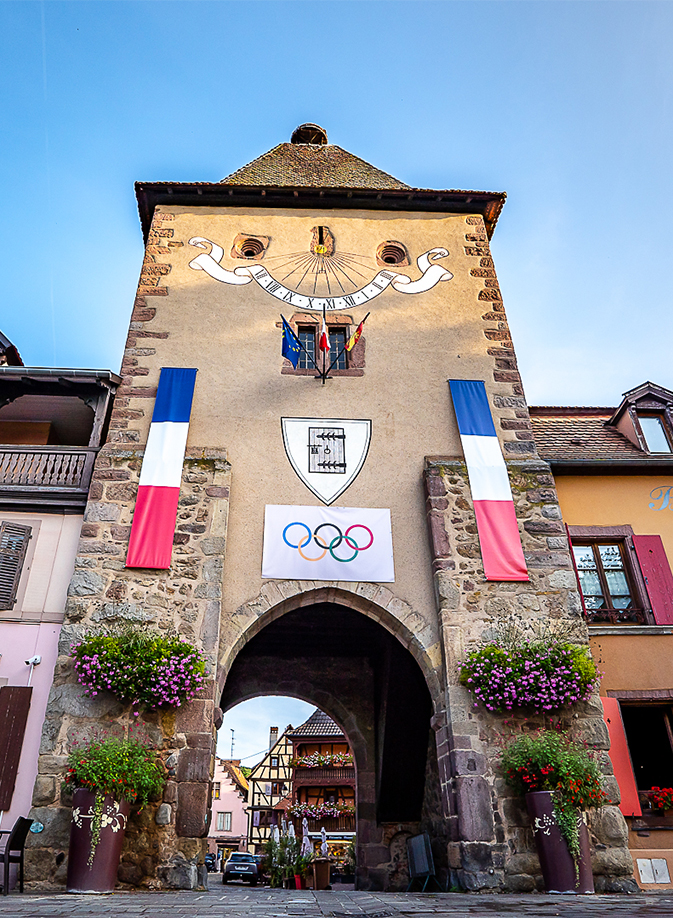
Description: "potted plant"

(341, 838), (356, 883)
(294, 853), (314, 890)
(648, 787), (673, 823)
(650, 787), (673, 811)
(290, 752), (354, 768)
(460, 618), (599, 713)
(286, 801), (355, 819)
(264, 831), (301, 888)
(64, 736), (167, 893)
(71, 627), (207, 713)
(501, 729), (608, 893)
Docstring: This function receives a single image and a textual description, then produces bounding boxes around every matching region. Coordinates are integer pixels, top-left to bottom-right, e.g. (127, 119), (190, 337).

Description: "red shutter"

(601, 696), (642, 817)
(632, 535), (673, 625)
(0, 686), (33, 810)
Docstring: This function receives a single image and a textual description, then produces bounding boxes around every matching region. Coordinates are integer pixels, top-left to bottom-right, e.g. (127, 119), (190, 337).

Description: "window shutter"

(632, 535), (673, 625)
(0, 685), (33, 810)
(0, 522), (32, 611)
(601, 696), (642, 818)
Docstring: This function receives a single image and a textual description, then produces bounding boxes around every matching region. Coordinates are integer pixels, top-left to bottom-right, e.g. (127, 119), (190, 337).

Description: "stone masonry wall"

(424, 457), (636, 892)
(27, 444), (231, 890)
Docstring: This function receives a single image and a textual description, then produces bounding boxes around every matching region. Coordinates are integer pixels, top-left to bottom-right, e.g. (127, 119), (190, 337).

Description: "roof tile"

(530, 412), (645, 461)
(287, 708), (344, 738)
(221, 143), (411, 190)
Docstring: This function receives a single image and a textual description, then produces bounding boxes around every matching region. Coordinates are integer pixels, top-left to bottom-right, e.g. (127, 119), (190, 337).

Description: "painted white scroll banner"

(261, 504), (395, 583)
(188, 237), (453, 311)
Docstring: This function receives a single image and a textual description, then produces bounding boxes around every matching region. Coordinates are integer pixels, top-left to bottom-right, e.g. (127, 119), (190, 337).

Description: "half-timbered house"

(246, 730), (293, 853)
(287, 709), (355, 847)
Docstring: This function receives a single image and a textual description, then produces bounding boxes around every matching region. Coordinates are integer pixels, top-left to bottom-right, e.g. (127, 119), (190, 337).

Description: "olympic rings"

(298, 532), (329, 562)
(345, 524), (374, 551)
(282, 521), (374, 563)
(314, 523), (342, 549)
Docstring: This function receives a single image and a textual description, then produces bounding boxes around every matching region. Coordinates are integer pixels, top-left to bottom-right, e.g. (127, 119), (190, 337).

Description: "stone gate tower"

(29, 125), (631, 891)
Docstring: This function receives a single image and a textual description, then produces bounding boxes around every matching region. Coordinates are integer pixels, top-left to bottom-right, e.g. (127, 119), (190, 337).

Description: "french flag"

(126, 367), (198, 569)
(449, 379), (528, 581)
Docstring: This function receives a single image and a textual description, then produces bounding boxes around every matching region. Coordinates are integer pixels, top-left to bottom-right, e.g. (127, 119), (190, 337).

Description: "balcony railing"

(0, 446), (98, 509)
(293, 767), (355, 787)
(292, 815), (355, 833)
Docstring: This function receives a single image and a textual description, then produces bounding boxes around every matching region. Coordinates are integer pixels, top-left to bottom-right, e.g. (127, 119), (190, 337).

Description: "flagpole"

(325, 312), (370, 376)
(321, 303), (327, 386)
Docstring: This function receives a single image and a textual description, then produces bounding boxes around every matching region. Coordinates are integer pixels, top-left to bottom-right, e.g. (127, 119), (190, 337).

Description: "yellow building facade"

(532, 381), (673, 890)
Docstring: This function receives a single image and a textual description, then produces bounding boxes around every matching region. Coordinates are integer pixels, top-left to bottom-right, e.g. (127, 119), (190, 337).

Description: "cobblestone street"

(2, 886), (673, 918)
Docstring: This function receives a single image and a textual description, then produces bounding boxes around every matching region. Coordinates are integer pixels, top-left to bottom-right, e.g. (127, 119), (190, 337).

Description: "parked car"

(222, 852), (258, 885)
(204, 853), (216, 872)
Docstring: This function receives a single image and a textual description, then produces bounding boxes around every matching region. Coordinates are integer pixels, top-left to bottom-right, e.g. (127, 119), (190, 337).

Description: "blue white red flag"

(449, 379), (528, 581)
(126, 367), (198, 569)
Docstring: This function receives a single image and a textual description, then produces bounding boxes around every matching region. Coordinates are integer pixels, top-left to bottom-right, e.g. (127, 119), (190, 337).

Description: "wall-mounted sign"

(262, 504), (394, 583)
(649, 486), (673, 511)
(188, 235), (452, 311)
(281, 417), (371, 505)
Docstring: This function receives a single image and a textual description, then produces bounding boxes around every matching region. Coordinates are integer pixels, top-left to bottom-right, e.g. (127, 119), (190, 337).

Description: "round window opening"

(376, 242), (409, 267)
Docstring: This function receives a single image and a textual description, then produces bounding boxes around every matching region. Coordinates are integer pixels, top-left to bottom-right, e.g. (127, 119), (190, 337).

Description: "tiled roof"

(0, 330), (23, 366)
(221, 143), (411, 190)
(287, 708), (344, 739)
(222, 760), (249, 794)
(530, 411), (645, 461)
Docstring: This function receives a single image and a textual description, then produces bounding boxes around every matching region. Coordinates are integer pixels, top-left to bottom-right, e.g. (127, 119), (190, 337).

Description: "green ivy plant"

(64, 737), (167, 865)
(501, 729), (608, 871)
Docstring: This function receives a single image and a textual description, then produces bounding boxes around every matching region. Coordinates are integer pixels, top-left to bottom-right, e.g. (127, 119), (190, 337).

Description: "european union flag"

(281, 316), (301, 369)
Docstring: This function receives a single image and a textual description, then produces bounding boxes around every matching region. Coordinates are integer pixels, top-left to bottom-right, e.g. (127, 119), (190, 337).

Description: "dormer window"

(639, 415), (672, 453)
(604, 382), (673, 455)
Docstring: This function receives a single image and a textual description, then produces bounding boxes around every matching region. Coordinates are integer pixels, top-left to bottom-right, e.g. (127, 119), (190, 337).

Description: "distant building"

(0, 337), (119, 834)
(207, 758), (249, 861)
(287, 709), (355, 852)
(246, 727), (292, 853)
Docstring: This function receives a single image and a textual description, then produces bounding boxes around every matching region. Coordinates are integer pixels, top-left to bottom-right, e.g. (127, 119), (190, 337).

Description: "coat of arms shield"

(281, 417), (372, 505)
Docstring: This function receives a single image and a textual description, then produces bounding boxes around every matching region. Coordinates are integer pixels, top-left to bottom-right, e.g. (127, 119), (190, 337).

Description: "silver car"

(222, 852), (258, 885)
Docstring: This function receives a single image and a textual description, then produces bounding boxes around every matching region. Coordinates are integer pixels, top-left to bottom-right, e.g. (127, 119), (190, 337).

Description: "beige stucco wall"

(589, 634), (673, 694)
(129, 206), (521, 627)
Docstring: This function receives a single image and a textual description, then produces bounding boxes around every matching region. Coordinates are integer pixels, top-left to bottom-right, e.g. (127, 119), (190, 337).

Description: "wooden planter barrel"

(66, 788), (130, 893)
(526, 791), (594, 894)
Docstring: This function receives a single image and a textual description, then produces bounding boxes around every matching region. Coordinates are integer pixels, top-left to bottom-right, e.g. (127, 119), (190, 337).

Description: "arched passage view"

(219, 600), (444, 890)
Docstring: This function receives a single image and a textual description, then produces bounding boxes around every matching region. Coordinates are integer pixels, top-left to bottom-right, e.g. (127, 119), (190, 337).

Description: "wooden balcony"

(292, 766), (355, 787)
(0, 446), (98, 510)
(292, 815), (355, 833)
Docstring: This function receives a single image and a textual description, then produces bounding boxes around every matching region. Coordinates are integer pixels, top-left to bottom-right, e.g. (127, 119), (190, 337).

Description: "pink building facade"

(0, 347), (118, 847)
(208, 759), (249, 861)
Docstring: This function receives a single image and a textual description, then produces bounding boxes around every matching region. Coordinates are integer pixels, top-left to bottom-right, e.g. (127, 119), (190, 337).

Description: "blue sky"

(3, 0), (672, 759)
(219, 697), (314, 765)
(2, 1), (672, 406)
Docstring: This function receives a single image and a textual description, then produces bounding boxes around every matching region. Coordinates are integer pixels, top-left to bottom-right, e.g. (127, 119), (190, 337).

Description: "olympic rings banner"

(262, 505), (395, 583)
